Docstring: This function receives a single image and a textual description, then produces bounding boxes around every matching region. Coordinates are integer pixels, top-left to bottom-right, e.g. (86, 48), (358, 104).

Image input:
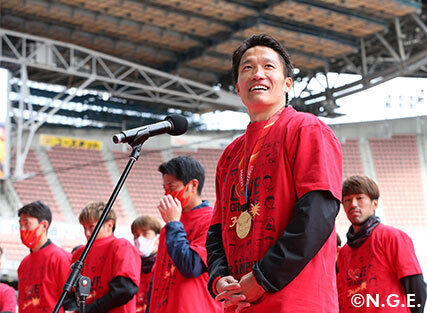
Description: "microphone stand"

(53, 131), (149, 313)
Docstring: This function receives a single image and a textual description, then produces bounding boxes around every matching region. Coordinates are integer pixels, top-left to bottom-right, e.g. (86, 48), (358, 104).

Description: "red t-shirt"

(149, 206), (223, 313)
(337, 223), (423, 313)
(213, 106), (342, 312)
(18, 242), (71, 313)
(0, 283), (16, 312)
(136, 269), (153, 313)
(72, 234), (141, 313)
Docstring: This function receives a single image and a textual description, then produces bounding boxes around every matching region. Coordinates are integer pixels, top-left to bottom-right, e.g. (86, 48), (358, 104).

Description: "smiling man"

(337, 175), (426, 313)
(206, 34), (343, 312)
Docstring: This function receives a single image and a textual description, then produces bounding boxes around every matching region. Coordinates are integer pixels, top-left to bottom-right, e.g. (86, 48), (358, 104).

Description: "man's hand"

(215, 276), (252, 311)
(158, 194), (182, 223)
(238, 272), (265, 303)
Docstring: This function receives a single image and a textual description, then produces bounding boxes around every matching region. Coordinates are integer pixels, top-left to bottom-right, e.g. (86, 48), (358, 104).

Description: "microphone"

(112, 114), (188, 144)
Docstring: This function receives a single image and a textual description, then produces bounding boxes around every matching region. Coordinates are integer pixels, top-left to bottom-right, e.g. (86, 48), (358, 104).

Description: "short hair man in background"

(147, 156), (222, 313)
(17, 201), (71, 313)
(70, 202), (141, 313)
(337, 175), (426, 313)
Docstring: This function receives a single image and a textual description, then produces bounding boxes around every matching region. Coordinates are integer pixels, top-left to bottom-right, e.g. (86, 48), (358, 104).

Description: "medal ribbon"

(236, 107), (284, 208)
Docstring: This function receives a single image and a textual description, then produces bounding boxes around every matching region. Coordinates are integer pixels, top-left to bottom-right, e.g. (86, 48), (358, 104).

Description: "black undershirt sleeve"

(206, 223), (230, 298)
(64, 276), (138, 313)
(252, 190), (339, 292)
(400, 274), (426, 313)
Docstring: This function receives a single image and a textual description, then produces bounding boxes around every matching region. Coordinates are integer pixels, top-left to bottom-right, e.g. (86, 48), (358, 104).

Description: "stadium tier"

(10, 148), (64, 221)
(341, 139), (365, 179)
(370, 135), (427, 227)
(113, 149), (164, 219)
(46, 146), (128, 225)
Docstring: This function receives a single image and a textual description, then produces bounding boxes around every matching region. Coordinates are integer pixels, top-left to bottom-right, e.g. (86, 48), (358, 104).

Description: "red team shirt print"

(337, 224), (423, 313)
(72, 235), (141, 313)
(18, 243), (71, 313)
(149, 206), (222, 313)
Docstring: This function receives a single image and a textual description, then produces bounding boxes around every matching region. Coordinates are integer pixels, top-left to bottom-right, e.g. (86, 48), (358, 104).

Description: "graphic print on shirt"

(223, 146), (280, 278)
(22, 283), (42, 310)
(344, 252), (378, 298)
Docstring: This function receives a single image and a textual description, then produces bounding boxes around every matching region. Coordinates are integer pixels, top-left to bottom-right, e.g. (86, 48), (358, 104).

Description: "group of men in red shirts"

(1, 34), (425, 313)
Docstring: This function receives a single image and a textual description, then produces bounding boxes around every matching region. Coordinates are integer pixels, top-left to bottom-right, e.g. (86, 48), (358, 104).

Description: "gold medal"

(236, 211), (252, 239)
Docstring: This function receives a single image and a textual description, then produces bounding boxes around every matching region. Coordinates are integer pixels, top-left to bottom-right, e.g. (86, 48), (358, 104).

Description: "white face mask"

(134, 235), (158, 257)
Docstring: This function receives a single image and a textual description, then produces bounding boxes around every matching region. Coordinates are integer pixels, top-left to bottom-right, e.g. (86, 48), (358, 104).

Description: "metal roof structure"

(1, 0), (426, 117)
(1, 0), (426, 179)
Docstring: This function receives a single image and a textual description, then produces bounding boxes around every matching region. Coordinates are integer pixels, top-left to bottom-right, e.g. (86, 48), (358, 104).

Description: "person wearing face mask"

(130, 216), (161, 313)
(17, 201), (71, 313)
(67, 202), (141, 313)
(147, 156), (222, 313)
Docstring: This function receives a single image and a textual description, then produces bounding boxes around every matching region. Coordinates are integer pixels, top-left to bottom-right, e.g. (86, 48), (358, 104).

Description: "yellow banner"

(40, 134), (102, 150)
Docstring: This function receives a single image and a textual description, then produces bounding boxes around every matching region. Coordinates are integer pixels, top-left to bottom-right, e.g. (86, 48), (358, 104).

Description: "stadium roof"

(1, 0), (426, 120)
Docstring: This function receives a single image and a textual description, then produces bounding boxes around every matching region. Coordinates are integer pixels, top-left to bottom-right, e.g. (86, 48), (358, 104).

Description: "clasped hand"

(215, 272), (265, 312)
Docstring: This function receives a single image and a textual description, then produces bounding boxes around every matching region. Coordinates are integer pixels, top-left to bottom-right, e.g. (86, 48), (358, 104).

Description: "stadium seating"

(0, 235), (28, 262)
(370, 135), (427, 226)
(113, 149), (164, 219)
(46, 146), (128, 224)
(341, 139), (365, 179)
(11, 148), (64, 221)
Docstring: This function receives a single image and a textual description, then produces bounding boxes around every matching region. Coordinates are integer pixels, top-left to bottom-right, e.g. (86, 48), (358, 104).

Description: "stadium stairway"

(358, 138), (377, 181)
(35, 147), (76, 223)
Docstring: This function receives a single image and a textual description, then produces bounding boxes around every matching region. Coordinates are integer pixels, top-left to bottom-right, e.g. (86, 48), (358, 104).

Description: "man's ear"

(372, 199), (379, 209)
(235, 83), (240, 94)
(284, 77), (293, 93)
(41, 220), (49, 232)
(190, 179), (199, 194)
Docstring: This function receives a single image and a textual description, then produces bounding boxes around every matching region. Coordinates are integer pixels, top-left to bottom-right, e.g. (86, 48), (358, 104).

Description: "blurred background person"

(131, 215), (161, 313)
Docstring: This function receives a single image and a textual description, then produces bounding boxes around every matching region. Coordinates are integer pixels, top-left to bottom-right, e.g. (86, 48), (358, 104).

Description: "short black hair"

(18, 201), (52, 228)
(232, 34), (294, 104)
(158, 156), (205, 195)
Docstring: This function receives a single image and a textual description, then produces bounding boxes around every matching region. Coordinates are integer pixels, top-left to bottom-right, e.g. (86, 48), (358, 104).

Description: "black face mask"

(346, 215), (381, 248)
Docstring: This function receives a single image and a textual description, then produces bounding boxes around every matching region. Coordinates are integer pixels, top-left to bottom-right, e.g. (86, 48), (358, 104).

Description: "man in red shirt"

(131, 215), (161, 313)
(70, 202), (141, 313)
(0, 246), (16, 313)
(206, 34), (343, 312)
(337, 175), (426, 313)
(148, 156), (222, 313)
(17, 201), (71, 313)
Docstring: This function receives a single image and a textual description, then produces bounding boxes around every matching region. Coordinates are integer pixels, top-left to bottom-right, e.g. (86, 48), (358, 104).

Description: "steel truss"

(0, 28), (242, 179)
(291, 13), (427, 116)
